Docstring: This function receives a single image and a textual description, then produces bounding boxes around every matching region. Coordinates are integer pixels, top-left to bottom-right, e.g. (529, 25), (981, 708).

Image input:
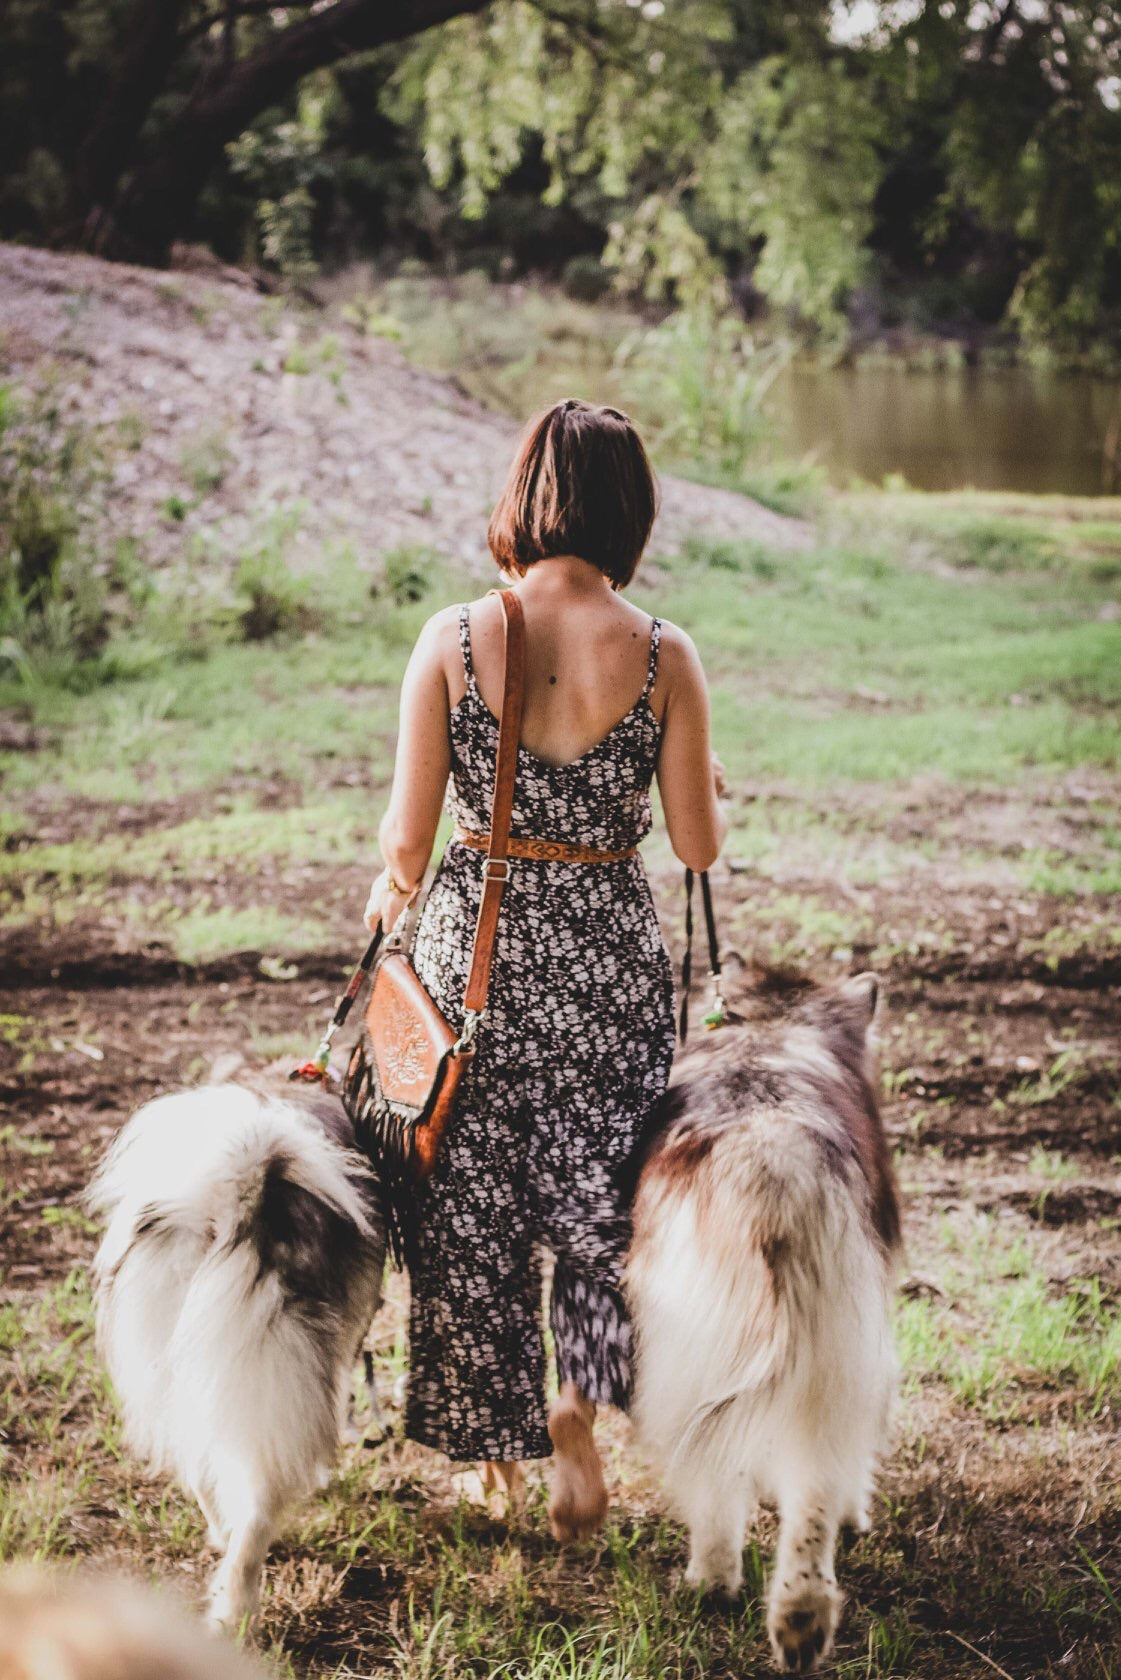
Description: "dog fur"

(627, 970), (901, 1673)
(87, 1083), (385, 1630)
(0, 1566), (270, 1680)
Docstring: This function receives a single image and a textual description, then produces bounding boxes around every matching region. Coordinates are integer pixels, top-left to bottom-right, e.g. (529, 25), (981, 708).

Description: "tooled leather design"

(371, 979), (444, 1104)
(454, 826), (637, 864)
(382, 997), (430, 1084)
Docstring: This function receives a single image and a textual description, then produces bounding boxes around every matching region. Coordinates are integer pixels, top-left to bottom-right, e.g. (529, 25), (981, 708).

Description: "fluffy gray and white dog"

(87, 1084), (384, 1631)
(628, 970), (901, 1673)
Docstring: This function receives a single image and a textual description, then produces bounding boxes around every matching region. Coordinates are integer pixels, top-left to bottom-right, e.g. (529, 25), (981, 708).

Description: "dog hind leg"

(766, 1484), (843, 1673)
(197, 1484), (228, 1552)
(207, 1498), (281, 1632)
(678, 1461), (752, 1600)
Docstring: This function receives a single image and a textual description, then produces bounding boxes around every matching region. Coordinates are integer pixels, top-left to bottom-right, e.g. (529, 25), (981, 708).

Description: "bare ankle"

(551, 1382), (595, 1427)
(481, 1460), (526, 1512)
(547, 1385), (607, 1543)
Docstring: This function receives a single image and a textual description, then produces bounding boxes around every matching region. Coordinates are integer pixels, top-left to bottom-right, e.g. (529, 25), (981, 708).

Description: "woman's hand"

(363, 868), (420, 936)
(711, 752), (727, 798)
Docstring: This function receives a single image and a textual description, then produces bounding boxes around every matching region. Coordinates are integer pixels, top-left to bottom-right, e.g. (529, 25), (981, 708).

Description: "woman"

(364, 399), (726, 1540)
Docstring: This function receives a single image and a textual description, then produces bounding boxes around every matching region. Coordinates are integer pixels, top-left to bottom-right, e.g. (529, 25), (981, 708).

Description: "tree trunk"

(71, 0), (193, 250)
(83, 0), (492, 263)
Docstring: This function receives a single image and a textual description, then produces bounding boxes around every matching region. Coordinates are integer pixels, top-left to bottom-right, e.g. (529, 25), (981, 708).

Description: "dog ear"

(840, 971), (880, 1026)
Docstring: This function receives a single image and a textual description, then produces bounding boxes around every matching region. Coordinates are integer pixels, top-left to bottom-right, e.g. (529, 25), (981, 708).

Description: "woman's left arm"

(364, 610), (455, 933)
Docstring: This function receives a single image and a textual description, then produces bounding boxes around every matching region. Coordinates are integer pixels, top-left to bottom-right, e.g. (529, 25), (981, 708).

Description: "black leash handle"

(678, 867), (726, 1044)
(290, 928), (384, 1083)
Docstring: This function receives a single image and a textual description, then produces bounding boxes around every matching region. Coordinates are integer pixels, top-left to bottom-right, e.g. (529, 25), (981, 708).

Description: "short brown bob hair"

(488, 399), (658, 589)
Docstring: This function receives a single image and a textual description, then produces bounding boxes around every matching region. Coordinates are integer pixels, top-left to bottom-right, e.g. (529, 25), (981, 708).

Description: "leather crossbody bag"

(339, 589), (525, 1260)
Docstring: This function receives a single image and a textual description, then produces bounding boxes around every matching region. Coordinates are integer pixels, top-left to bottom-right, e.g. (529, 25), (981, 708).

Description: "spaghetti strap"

(642, 617), (662, 698)
(458, 603), (477, 692)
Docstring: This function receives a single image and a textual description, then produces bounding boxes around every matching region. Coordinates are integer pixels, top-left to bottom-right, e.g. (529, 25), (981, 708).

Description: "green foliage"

(561, 255), (611, 304)
(3, 0), (1121, 350)
(228, 83), (334, 279)
(929, 0), (1121, 351)
(380, 546), (440, 608)
(616, 309), (789, 479)
(0, 381), (112, 686)
(393, 1), (1121, 347)
(233, 509), (319, 642)
(701, 56), (886, 330)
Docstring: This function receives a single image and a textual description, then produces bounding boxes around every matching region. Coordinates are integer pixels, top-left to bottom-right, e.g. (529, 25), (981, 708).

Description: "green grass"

(128, 902), (320, 965)
(897, 1214), (1121, 1419)
(2, 488), (1118, 960)
(4, 1244), (1117, 1678)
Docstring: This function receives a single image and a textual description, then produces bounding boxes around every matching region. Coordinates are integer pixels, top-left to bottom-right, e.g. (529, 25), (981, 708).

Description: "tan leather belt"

(454, 826), (637, 865)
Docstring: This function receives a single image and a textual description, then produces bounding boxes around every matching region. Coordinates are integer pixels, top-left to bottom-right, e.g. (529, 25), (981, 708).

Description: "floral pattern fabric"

(404, 601), (676, 1461)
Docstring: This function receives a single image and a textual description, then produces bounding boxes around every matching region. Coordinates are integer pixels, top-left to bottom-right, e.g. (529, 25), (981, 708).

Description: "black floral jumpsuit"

(405, 602), (676, 1461)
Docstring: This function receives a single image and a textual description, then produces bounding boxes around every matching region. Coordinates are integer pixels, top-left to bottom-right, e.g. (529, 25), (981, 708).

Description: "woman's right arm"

(654, 625), (728, 872)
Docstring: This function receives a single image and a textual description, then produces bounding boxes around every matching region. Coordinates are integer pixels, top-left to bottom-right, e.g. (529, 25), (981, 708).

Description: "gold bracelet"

(385, 870), (419, 897)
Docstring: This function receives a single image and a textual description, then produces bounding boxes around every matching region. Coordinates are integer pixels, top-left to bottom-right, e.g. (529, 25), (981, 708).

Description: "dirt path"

(2, 861), (1120, 1678)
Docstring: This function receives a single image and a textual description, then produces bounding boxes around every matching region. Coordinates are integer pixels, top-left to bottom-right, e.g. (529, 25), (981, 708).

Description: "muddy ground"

(2, 831), (1119, 1679)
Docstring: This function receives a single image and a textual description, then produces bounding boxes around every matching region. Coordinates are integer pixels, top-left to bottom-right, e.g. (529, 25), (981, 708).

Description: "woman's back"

(455, 566), (661, 770)
(447, 575), (663, 857)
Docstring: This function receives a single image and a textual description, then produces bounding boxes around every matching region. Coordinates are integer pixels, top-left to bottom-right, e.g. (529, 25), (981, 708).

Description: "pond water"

(769, 362), (1121, 496)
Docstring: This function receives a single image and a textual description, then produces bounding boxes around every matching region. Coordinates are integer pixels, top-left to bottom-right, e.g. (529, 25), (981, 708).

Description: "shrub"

(561, 255), (611, 303)
(0, 382), (112, 684)
(615, 309), (790, 481)
(938, 517), (1058, 573)
(379, 545), (439, 607)
(233, 507), (319, 641)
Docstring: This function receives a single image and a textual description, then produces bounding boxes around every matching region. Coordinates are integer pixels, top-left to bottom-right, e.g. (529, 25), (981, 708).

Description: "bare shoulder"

(653, 617), (706, 690)
(419, 601), (463, 644)
(410, 601), (464, 665)
(400, 604), (466, 707)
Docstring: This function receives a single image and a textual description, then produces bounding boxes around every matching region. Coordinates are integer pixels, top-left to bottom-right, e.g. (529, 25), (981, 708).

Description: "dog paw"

(684, 1573), (742, 1610)
(206, 1587), (237, 1633)
(843, 1498), (872, 1535)
(768, 1582), (841, 1673)
(684, 1555), (743, 1604)
(207, 1576), (257, 1635)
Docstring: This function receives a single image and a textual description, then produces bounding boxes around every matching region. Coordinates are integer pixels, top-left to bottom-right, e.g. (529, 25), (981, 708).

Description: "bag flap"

(366, 952), (455, 1109)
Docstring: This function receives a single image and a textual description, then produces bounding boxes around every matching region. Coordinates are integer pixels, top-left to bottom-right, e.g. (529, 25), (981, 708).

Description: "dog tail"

(632, 1118), (890, 1480)
(88, 1085), (377, 1498)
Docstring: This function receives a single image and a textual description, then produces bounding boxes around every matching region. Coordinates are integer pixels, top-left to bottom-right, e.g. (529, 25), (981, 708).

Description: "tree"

(2, 0), (1119, 348)
(3, 0), (492, 263)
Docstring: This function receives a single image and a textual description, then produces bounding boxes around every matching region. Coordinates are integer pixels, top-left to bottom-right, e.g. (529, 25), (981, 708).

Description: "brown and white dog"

(87, 1085), (385, 1631)
(628, 970), (900, 1673)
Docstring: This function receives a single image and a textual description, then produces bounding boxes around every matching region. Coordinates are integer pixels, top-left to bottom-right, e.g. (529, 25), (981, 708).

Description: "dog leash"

(295, 863), (724, 1078)
(291, 929), (384, 1084)
(678, 868), (726, 1043)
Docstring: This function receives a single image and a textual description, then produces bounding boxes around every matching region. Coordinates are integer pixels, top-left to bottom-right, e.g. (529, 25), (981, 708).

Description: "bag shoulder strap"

(461, 589), (525, 1027)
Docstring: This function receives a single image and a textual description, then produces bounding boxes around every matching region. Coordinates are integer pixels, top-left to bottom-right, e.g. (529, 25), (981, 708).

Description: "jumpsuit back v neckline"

(407, 600), (676, 1460)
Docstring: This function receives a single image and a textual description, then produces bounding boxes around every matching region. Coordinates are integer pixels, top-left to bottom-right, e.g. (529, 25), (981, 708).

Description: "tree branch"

(181, 0), (316, 49)
(103, 0), (493, 258)
(186, 0), (492, 125)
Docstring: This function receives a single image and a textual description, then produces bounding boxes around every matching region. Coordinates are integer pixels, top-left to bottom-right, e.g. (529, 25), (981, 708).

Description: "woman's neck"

(513, 555), (612, 597)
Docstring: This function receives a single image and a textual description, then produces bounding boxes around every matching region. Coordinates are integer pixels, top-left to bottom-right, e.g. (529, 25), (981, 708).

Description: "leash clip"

(452, 1008), (483, 1059)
